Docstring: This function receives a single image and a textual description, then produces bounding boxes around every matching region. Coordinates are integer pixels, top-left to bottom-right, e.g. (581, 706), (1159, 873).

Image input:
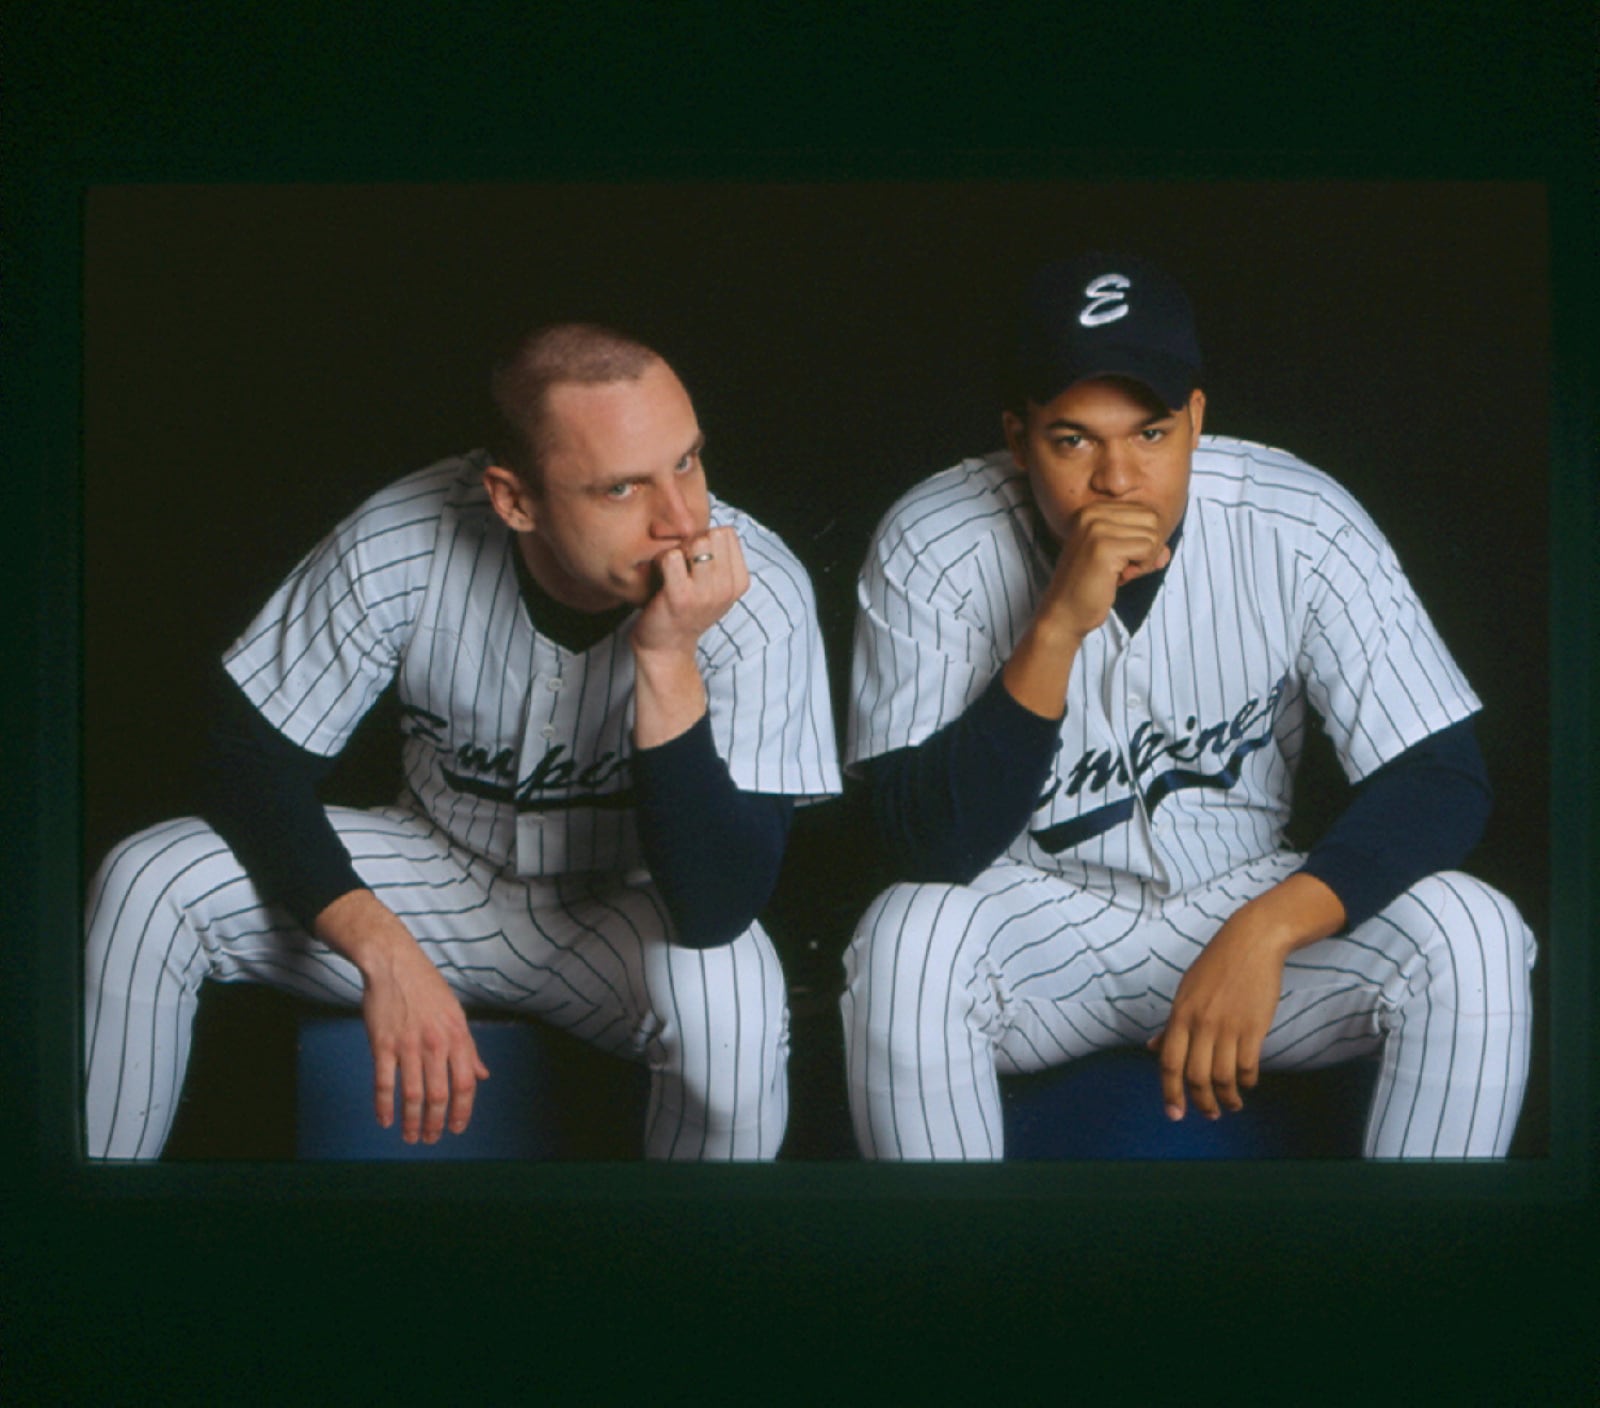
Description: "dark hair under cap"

(1013, 252), (1202, 412)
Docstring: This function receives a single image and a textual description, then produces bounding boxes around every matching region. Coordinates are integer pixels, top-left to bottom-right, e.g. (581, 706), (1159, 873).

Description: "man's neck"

(511, 539), (632, 653)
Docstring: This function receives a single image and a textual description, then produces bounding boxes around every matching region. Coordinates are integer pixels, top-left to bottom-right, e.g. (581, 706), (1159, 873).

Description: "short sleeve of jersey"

(696, 503), (843, 801)
(222, 467), (447, 756)
(846, 456), (1038, 766)
(1291, 469), (1481, 782)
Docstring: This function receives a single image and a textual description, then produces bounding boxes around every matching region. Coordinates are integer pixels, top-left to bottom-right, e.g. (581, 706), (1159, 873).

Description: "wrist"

(631, 645), (707, 749)
(1028, 601), (1092, 653)
(1239, 873), (1347, 955)
(313, 888), (405, 977)
(631, 639), (702, 685)
(1002, 620), (1083, 721)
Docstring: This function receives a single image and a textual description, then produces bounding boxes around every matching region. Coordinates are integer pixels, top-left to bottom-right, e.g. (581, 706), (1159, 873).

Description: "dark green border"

(6, 4), (1595, 1396)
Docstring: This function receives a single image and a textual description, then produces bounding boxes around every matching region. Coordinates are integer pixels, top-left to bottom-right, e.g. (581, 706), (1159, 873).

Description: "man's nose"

(652, 478), (698, 539)
(1091, 440), (1138, 496)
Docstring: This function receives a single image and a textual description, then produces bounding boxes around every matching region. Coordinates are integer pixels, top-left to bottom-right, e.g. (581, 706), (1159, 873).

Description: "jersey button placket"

(1124, 644), (1147, 714)
(521, 662), (567, 837)
(546, 677), (560, 712)
(544, 676), (565, 740)
(541, 672), (564, 737)
(1124, 649), (1154, 832)
(540, 672), (566, 736)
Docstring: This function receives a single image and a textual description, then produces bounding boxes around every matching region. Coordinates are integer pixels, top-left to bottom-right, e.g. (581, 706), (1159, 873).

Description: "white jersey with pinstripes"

(846, 436), (1481, 897)
(225, 452), (841, 875)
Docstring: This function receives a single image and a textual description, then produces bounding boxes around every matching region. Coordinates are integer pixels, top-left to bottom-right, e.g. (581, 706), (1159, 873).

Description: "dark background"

(7, 4), (1594, 1402)
(81, 181), (1554, 1157)
(82, 182), (1554, 893)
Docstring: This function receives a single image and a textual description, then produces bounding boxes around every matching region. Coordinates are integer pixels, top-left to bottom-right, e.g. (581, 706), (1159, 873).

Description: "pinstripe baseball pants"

(84, 807), (789, 1160)
(841, 853), (1535, 1159)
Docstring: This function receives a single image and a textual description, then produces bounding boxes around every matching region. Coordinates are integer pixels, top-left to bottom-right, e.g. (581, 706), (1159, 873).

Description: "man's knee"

(652, 922), (789, 1060)
(845, 880), (949, 994)
(89, 817), (231, 907)
(1383, 870), (1536, 1011)
(86, 818), (229, 952)
(842, 880), (999, 1050)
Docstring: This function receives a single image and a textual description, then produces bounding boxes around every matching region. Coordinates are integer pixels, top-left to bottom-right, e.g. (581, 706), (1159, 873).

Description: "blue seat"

(296, 1012), (1378, 1160)
(1001, 1047), (1379, 1159)
(295, 1016), (648, 1160)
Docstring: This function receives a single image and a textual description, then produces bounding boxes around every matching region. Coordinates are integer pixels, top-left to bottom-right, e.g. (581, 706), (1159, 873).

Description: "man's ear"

(1185, 388), (1206, 440)
(483, 462), (538, 533)
(1001, 409), (1028, 469)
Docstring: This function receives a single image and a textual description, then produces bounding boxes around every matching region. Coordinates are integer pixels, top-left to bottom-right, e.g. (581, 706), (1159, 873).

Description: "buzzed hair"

(489, 323), (663, 490)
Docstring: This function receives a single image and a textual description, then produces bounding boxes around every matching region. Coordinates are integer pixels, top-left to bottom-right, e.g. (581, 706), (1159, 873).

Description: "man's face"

(1003, 376), (1205, 550)
(512, 359), (711, 611)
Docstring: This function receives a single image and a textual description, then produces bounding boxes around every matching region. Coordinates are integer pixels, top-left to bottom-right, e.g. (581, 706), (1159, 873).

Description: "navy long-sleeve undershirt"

(197, 668), (366, 932)
(197, 572), (793, 948)
(631, 713), (794, 947)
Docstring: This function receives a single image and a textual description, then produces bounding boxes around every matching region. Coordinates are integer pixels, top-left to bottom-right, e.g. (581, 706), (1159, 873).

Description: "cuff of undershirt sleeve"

(291, 866), (370, 934)
(1296, 845), (1393, 935)
(969, 671), (1066, 755)
(631, 711), (725, 802)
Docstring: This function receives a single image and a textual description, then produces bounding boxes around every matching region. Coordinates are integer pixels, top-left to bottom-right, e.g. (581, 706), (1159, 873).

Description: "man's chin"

(545, 578), (639, 615)
(606, 571), (656, 610)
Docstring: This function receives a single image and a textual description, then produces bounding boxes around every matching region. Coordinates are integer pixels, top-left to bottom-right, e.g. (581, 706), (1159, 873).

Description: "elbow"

(661, 878), (777, 950)
(892, 839), (990, 887)
(668, 918), (754, 951)
(871, 791), (1003, 886)
(653, 833), (788, 950)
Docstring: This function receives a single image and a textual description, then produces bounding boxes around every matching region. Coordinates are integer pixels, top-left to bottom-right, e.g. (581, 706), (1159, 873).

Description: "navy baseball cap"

(1014, 252), (1202, 411)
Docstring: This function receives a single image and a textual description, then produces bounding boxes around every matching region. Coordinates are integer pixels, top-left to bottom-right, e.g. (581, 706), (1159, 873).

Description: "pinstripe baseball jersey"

(847, 435), (1481, 898)
(225, 452), (841, 878)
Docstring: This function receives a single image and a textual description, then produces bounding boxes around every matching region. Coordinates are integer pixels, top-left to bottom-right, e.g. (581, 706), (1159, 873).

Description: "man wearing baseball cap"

(840, 252), (1535, 1159)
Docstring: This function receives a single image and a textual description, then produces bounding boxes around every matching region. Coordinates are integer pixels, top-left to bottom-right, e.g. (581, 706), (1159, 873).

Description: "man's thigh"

(1004, 851), (1382, 1075)
(173, 806), (650, 1017)
(1147, 851), (1404, 1073)
(855, 864), (1168, 1076)
(191, 806), (507, 1005)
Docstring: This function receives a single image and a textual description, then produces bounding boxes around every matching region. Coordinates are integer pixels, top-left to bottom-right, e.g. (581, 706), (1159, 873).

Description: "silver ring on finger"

(689, 552), (715, 564)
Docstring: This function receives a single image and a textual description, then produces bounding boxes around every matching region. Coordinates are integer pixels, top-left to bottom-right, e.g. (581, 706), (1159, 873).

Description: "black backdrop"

(85, 181), (1551, 859)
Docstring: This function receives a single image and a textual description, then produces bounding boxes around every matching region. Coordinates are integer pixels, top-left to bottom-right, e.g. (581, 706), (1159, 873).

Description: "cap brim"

(1028, 347), (1198, 412)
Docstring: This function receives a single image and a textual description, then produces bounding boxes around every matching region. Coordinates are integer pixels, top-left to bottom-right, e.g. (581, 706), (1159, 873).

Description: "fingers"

(1150, 1024), (1252, 1121)
(418, 1028), (488, 1144)
(1184, 1032), (1224, 1120)
(1048, 505), (1169, 635)
(1117, 541), (1172, 586)
(667, 526), (746, 598)
(1153, 1026), (1189, 1122)
(640, 528), (747, 652)
(1209, 1040), (1243, 1115)
(1094, 519), (1167, 584)
(399, 1044), (426, 1144)
(1237, 1051), (1260, 1092)
(421, 1037), (452, 1143)
(373, 1042), (398, 1130)
(370, 1023), (489, 1145)
(446, 1039), (492, 1137)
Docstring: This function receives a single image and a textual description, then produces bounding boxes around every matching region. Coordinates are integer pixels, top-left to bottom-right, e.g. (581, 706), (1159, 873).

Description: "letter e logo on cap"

(1080, 273), (1131, 328)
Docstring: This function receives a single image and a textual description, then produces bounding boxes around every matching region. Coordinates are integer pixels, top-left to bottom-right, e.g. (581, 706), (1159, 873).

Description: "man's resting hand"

(314, 888), (490, 1144)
